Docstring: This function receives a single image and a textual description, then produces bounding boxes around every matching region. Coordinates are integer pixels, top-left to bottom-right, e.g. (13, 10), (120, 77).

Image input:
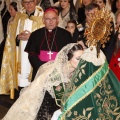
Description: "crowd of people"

(0, 0), (120, 119)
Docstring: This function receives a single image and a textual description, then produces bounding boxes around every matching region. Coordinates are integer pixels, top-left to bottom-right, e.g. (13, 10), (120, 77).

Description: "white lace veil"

(2, 43), (77, 120)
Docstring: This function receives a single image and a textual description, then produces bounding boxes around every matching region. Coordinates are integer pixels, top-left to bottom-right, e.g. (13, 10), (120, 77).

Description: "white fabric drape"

(2, 43), (77, 120)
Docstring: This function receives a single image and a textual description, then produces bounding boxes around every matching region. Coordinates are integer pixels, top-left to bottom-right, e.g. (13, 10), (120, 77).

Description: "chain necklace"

(61, 6), (70, 20)
(61, 10), (70, 20)
(45, 27), (57, 59)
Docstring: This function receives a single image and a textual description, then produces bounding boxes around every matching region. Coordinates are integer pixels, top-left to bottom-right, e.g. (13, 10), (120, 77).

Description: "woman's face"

(116, 13), (120, 30)
(60, 0), (70, 9)
(85, 8), (96, 22)
(116, 0), (120, 10)
(9, 5), (17, 17)
(69, 50), (84, 68)
(95, 0), (105, 9)
(83, 0), (92, 6)
(66, 23), (76, 35)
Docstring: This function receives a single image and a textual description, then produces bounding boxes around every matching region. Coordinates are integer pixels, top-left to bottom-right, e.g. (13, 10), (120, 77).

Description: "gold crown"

(84, 8), (113, 48)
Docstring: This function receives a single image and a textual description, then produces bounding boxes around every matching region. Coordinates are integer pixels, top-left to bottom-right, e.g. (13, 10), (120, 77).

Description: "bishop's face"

(43, 11), (59, 30)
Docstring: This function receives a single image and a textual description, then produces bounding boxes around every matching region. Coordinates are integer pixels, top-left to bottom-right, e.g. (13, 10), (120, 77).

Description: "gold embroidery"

(67, 111), (72, 117)
(68, 107), (94, 120)
(94, 78), (120, 119)
(28, 68), (33, 81)
(17, 62), (21, 73)
(0, 13), (20, 96)
(0, 7), (44, 98)
(61, 62), (109, 120)
(74, 111), (78, 116)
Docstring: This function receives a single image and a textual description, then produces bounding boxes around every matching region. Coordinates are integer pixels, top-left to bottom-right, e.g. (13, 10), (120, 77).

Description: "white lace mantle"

(2, 43), (76, 120)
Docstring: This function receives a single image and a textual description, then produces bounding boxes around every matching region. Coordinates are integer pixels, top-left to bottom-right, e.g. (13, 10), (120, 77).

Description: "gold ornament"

(84, 8), (113, 48)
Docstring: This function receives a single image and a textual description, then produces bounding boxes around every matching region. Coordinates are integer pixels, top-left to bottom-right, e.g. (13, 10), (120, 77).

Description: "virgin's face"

(9, 5), (17, 17)
(60, 0), (70, 9)
(83, 0), (92, 6)
(95, 0), (105, 9)
(116, 0), (120, 10)
(69, 50), (84, 68)
(66, 23), (76, 35)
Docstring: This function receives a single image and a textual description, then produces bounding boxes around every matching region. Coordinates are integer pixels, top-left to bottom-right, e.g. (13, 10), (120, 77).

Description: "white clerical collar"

(48, 30), (52, 32)
(46, 27), (57, 32)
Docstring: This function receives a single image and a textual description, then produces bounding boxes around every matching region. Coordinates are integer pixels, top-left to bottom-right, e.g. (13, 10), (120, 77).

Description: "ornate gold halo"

(84, 8), (113, 48)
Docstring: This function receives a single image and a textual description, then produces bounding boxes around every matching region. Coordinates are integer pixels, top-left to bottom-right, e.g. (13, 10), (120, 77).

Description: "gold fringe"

(10, 88), (14, 99)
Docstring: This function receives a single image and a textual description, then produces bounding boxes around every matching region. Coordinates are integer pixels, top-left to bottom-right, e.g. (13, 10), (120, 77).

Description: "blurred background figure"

(1, 0), (10, 38)
(94, 0), (114, 10)
(37, 0), (54, 11)
(114, 0), (120, 13)
(0, 0), (4, 44)
(94, 0), (115, 26)
(0, 1), (19, 71)
(73, 0), (81, 13)
(77, 0), (93, 24)
(0, 0), (22, 37)
(65, 19), (87, 49)
(109, 11), (120, 81)
(54, 0), (81, 13)
(0, 0), (5, 71)
(58, 0), (77, 29)
(66, 19), (79, 42)
(94, 0), (106, 9)
(7, 1), (18, 36)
